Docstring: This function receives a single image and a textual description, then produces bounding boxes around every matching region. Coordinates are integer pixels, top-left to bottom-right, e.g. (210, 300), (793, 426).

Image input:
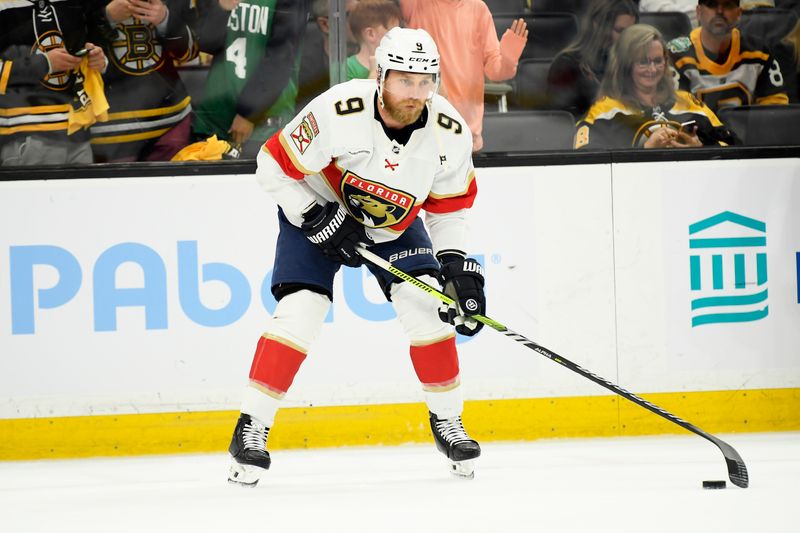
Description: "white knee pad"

(391, 275), (452, 343)
(267, 289), (331, 350)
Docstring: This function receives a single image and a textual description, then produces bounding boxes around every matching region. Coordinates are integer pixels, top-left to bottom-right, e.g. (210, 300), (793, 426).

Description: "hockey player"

(227, 27), (485, 486)
(668, 0), (789, 112)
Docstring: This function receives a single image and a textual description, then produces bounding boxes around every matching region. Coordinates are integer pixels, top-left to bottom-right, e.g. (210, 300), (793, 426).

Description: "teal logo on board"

(689, 212), (768, 327)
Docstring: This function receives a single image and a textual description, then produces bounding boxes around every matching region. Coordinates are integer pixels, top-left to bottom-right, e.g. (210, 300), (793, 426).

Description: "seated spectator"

(400, 0), (528, 152)
(668, 0), (789, 112)
(91, 0), (199, 163)
(740, 0), (799, 101)
(346, 0), (402, 80)
(575, 24), (736, 149)
(0, 1), (110, 166)
(639, 0), (699, 27)
(547, 0), (639, 119)
(192, 0), (311, 158)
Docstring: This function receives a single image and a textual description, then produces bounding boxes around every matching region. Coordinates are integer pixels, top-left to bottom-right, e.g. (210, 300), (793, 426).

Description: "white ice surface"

(1, 432), (798, 533)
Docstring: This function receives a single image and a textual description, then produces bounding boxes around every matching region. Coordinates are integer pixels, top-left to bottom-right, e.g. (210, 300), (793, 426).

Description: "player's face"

(632, 40), (666, 95)
(382, 71), (435, 126)
(697, 0), (741, 38)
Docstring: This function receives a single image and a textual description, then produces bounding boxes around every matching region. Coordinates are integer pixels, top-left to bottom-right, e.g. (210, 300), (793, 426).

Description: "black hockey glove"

(301, 202), (372, 267)
(437, 253), (485, 336)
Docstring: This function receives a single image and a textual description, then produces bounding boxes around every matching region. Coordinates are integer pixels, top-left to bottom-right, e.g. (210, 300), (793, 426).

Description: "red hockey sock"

(248, 336), (307, 395)
(409, 336), (459, 389)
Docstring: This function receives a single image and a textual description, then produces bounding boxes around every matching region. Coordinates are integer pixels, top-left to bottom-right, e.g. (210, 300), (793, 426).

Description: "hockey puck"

(702, 480), (727, 489)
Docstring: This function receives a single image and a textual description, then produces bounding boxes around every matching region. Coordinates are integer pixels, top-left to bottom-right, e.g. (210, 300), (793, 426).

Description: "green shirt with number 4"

(193, 0), (307, 142)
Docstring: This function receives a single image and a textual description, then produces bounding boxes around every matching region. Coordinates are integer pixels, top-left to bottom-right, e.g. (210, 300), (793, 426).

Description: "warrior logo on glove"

(437, 254), (486, 336)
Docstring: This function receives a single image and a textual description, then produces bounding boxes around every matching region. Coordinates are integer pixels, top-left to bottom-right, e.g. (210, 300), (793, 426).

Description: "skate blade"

(227, 462), (267, 487)
(448, 459), (475, 480)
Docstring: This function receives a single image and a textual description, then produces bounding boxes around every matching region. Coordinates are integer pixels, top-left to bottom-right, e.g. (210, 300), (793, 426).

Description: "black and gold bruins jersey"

(668, 27), (789, 113)
(574, 90), (725, 150)
(90, 0), (199, 161)
(0, 0), (109, 143)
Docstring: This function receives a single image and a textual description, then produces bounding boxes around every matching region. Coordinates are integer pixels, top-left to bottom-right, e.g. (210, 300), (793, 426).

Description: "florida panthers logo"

(341, 171), (416, 228)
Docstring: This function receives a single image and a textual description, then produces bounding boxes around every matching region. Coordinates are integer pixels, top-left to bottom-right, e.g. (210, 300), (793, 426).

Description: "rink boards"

(1, 158), (799, 458)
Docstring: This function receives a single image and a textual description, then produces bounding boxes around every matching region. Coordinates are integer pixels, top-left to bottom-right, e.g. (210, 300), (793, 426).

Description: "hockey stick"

(356, 246), (749, 488)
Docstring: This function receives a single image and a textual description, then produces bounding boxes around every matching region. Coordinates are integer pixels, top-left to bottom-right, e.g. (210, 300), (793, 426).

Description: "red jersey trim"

(263, 132), (314, 180)
(422, 173), (478, 214)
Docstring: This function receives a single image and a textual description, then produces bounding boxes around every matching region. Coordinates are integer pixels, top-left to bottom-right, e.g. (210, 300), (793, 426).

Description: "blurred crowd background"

(1, 0), (799, 166)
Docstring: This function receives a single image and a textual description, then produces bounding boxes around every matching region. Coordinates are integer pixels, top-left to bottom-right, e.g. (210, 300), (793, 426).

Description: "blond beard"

(383, 95), (425, 126)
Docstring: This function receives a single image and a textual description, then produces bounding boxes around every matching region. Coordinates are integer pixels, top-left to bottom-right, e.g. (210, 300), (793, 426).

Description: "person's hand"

(229, 114), (255, 145)
(85, 44), (107, 71)
(130, 0), (167, 25)
(105, 0), (134, 22)
(219, 0), (241, 10)
(669, 127), (703, 148)
(437, 254), (486, 337)
(509, 18), (529, 40)
(301, 202), (372, 267)
(643, 126), (677, 149)
(45, 47), (82, 73)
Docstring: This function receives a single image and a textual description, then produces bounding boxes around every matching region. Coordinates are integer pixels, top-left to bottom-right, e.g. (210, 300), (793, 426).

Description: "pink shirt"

(401, 0), (526, 150)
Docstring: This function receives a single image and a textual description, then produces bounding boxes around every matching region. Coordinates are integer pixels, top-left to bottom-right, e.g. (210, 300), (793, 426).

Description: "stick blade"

(726, 456), (749, 488)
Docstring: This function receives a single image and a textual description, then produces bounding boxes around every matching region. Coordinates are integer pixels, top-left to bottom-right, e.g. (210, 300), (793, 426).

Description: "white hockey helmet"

(375, 27), (440, 103)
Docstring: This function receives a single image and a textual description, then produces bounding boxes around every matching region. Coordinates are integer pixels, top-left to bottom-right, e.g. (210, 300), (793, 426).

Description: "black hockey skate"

(228, 413), (271, 487)
(429, 411), (481, 479)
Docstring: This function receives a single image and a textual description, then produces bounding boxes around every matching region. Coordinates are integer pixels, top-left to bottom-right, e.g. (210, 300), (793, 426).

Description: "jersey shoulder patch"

(668, 37), (692, 55)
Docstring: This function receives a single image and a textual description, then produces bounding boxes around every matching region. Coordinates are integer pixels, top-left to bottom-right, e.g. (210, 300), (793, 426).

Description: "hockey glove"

(437, 253), (485, 336)
(301, 202), (372, 267)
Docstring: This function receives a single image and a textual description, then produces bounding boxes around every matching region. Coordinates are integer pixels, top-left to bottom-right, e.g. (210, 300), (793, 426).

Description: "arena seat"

(510, 58), (553, 110)
(739, 8), (799, 44)
(639, 12), (693, 42)
(493, 13), (579, 60)
(530, 0), (589, 17)
(484, 0), (527, 14)
(481, 110), (575, 152)
(716, 104), (800, 146)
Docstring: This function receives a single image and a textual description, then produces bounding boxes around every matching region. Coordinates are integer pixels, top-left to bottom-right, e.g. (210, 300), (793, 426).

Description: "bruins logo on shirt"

(33, 31), (71, 90)
(341, 171), (416, 228)
(633, 120), (683, 147)
(109, 21), (165, 75)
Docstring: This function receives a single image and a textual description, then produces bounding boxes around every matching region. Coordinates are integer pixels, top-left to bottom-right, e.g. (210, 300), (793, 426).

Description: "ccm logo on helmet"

(409, 58), (430, 62)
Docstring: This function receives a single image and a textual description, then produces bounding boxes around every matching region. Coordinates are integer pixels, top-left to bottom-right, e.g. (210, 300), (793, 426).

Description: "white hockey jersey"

(256, 79), (476, 251)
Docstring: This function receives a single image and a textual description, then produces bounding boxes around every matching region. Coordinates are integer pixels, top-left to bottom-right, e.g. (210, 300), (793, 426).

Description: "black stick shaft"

(356, 246), (749, 488)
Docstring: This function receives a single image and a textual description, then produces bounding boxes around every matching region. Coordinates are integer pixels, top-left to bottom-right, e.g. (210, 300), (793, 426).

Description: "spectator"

(547, 0), (639, 119)
(575, 24), (736, 149)
(668, 0), (789, 112)
(739, 0), (799, 101)
(296, 0), (359, 111)
(90, 0), (199, 162)
(639, 0), (699, 27)
(400, 0), (528, 152)
(346, 0), (402, 80)
(0, 1), (110, 166)
(192, 0), (311, 158)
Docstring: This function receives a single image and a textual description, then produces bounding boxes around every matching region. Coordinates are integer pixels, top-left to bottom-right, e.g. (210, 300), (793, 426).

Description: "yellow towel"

(171, 135), (239, 161)
(67, 57), (109, 135)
